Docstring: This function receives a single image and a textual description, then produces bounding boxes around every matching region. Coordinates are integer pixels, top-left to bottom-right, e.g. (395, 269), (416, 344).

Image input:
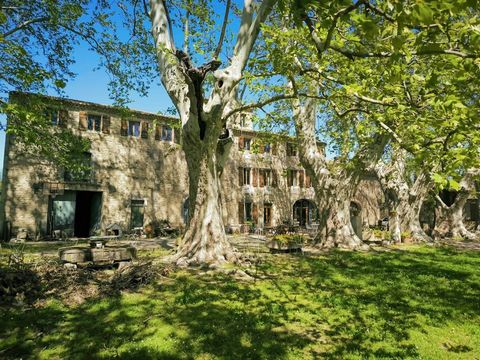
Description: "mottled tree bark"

(374, 150), (432, 243)
(294, 97), (386, 248)
(149, 0), (277, 265)
(432, 170), (478, 240)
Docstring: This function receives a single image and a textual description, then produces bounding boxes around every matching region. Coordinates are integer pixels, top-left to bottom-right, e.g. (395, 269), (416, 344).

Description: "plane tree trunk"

(374, 150), (433, 243)
(398, 174), (432, 242)
(293, 97), (387, 249)
(175, 123), (237, 265)
(149, 0), (277, 265)
(432, 170), (478, 240)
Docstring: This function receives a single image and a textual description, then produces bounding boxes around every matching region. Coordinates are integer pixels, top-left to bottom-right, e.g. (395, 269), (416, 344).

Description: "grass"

(0, 244), (479, 359)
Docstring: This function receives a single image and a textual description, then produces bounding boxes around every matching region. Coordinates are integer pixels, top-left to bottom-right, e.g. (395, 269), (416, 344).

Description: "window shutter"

(252, 168), (258, 187)
(141, 121), (149, 139)
(299, 170), (304, 188)
(238, 136), (244, 150)
(238, 202), (244, 224)
(272, 170), (278, 187)
(121, 119), (128, 136)
(102, 116), (111, 134)
(272, 143), (277, 155)
(78, 111), (88, 130)
(155, 124), (161, 140)
(259, 170), (265, 187)
(287, 170), (293, 187)
(58, 110), (68, 128)
(238, 167), (244, 186)
(305, 173), (311, 187)
(252, 204), (258, 224)
(173, 128), (181, 144)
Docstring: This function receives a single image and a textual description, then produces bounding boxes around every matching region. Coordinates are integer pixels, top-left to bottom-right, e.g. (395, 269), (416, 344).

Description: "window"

(244, 138), (251, 150)
(79, 112), (110, 133)
(47, 109), (68, 127)
(239, 201), (253, 223)
(88, 114), (102, 132)
(129, 121), (141, 137)
(243, 168), (251, 185)
(240, 114), (247, 128)
(286, 142), (297, 156)
(239, 167), (253, 186)
(264, 204), (272, 226)
(259, 169), (272, 187)
(131, 199), (145, 228)
(162, 126), (173, 141)
(238, 136), (252, 150)
(264, 143), (271, 153)
(51, 111), (59, 126)
(288, 170), (298, 187)
(287, 170), (306, 187)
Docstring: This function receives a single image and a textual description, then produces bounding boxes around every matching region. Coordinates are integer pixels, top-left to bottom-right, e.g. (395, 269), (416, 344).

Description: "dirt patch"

(0, 260), (170, 307)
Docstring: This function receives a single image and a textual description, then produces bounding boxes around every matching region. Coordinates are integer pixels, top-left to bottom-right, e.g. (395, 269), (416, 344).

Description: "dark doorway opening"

(293, 199), (318, 226)
(74, 191), (102, 237)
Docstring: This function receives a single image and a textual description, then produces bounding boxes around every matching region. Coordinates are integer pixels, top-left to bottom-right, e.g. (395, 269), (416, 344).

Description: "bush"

(271, 234), (306, 246)
(372, 229), (391, 240)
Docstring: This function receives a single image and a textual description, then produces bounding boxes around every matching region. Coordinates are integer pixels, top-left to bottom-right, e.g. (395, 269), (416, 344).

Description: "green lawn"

(1, 244), (479, 359)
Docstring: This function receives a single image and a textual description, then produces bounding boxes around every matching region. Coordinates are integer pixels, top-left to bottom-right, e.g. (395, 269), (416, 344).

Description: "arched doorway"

(350, 201), (362, 239)
(293, 199), (318, 226)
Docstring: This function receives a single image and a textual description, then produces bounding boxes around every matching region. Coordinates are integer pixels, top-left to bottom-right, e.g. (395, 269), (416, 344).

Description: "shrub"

(271, 234), (306, 246)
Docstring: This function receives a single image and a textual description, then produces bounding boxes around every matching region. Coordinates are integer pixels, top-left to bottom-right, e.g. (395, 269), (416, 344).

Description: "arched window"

(293, 199), (318, 226)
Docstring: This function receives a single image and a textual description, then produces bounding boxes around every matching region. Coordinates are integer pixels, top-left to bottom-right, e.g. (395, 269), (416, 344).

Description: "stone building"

(0, 93), (385, 240)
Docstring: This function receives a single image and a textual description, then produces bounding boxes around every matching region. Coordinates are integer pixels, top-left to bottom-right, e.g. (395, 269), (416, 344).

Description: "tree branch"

(183, 9), (189, 53)
(363, 2), (395, 22)
(149, 0), (191, 116)
(354, 93), (396, 106)
(302, 1), (364, 60)
(322, 1), (364, 53)
(329, 45), (479, 60)
(223, 93), (295, 121)
(3, 16), (50, 37)
(225, 0), (277, 80)
(213, 0), (231, 60)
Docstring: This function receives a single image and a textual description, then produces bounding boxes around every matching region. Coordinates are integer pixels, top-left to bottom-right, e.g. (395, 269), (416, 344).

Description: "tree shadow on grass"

(0, 245), (479, 359)
(293, 247), (480, 358)
(0, 272), (311, 359)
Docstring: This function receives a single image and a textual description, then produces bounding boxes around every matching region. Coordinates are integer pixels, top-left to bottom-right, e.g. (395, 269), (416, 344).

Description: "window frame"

(128, 121), (141, 137)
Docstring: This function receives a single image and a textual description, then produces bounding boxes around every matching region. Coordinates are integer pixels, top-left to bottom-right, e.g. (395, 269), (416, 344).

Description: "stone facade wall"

(1, 94), (386, 239)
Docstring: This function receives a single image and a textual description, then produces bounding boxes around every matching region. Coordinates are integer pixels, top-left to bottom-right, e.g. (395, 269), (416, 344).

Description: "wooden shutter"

(78, 111), (88, 130)
(252, 204), (258, 225)
(252, 168), (258, 187)
(299, 170), (304, 188)
(272, 143), (277, 155)
(58, 110), (68, 128)
(259, 170), (265, 187)
(238, 136), (244, 150)
(272, 170), (278, 187)
(120, 119), (128, 136)
(238, 202), (244, 224)
(173, 128), (181, 144)
(155, 124), (161, 140)
(102, 116), (111, 134)
(238, 167), (244, 186)
(305, 173), (312, 187)
(287, 170), (293, 186)
(141, 121), (149, 139)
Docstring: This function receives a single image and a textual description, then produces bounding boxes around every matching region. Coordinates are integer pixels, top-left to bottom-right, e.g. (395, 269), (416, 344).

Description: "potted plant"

(267, 234), (305, 253)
